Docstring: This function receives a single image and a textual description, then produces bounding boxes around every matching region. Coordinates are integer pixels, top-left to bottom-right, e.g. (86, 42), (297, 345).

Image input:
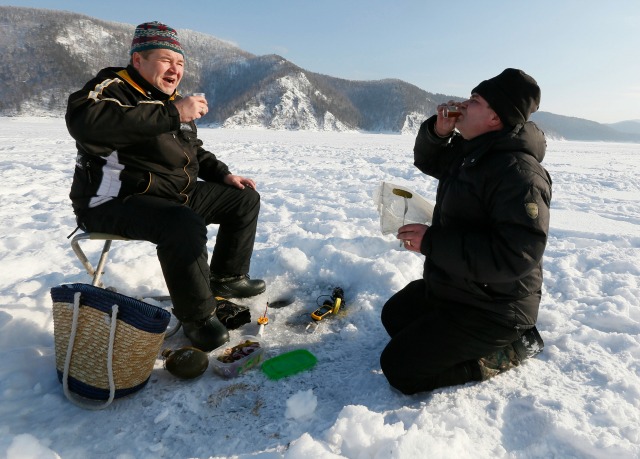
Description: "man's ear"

(488, 111), (503, 130)
(131, 52), (141, 69)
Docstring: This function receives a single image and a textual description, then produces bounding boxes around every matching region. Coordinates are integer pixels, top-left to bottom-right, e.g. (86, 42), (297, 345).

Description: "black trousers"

(380, 280), (520, 395)
(78, 182), (260, 322)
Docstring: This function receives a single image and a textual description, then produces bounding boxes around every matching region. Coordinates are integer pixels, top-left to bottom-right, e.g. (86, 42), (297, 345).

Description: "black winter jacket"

(414, 116), (552, 329)
(66, 65), (230, 215)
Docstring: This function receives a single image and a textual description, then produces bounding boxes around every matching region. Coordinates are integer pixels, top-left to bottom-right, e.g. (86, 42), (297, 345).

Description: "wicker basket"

(51, 284), (171, 409)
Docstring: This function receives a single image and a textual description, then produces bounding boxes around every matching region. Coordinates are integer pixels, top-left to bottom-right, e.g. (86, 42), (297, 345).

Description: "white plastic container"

(210, 335), (265, 378)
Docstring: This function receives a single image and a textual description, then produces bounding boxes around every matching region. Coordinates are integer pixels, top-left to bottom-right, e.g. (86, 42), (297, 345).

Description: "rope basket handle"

(62, 291), (119, 410)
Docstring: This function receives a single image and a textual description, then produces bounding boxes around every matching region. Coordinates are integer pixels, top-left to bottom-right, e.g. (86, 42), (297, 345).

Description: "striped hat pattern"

(130, 21), (184, 56)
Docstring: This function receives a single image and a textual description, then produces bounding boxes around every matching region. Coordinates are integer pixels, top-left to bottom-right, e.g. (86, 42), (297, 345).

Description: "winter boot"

(210, 274), (266, 298)
(477, 344), (521, 381)
(476, 326), (544, 381)
(182, 312), (230, 352)
(511, 326), (544, 361)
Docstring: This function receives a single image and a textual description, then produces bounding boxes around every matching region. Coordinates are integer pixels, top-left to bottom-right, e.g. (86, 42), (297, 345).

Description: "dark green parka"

(414, 116), (552, 330)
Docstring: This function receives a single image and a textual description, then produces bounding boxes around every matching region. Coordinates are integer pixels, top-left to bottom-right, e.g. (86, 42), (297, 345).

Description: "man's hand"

(434, 100), (459, 137)
(223, 174), (256, 190)
(397, 223), (428, 252)
(174, 95), (208, 123)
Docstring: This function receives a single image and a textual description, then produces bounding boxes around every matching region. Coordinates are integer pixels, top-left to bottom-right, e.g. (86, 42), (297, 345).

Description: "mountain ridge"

(1, 6), (638, 142)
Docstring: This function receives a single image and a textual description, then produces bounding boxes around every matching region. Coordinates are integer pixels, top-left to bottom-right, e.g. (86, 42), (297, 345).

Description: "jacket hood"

(457, 121), (547, 173)
(494, 122), (547, 163)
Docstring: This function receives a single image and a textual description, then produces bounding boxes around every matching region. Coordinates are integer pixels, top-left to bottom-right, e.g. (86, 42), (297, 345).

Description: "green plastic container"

(261, 349), (317, 380)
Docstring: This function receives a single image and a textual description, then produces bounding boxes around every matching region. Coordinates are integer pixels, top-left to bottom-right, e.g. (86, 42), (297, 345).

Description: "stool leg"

(70, 233), (181, 339)
(92, 240), (113, 287)
(70, 234), (113, 288)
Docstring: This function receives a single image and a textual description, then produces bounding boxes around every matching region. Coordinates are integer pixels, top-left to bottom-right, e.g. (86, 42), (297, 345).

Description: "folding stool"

(69, 232), (181, 337)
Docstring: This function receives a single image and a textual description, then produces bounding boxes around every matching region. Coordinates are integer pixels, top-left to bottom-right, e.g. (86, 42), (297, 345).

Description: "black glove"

(215, 298), (251, 330)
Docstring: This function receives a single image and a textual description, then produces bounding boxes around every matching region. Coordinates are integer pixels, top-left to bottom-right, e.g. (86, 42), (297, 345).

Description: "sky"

(1, 118), (640, 458)
(5, 0), (640, 123)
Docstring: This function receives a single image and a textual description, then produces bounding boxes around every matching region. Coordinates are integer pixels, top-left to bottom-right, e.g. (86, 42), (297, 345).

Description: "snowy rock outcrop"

(223, 73), (354, 132)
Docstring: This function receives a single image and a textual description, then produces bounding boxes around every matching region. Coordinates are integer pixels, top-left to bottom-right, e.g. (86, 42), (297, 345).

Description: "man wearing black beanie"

(380, 69), (551, 394)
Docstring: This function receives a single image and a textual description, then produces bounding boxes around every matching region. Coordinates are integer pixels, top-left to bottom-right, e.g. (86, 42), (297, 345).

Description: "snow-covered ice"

(0, 117), (639, 458)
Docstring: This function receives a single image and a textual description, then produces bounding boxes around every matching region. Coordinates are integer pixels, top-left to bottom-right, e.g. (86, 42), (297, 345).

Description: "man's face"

(132, 48), (184, 95)
(454, 94), (502, 140)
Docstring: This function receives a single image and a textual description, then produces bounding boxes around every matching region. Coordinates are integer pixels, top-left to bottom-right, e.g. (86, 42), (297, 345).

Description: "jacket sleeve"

(413, 116), (459, 180)
(196, 144), (231, 182)
(65, 74), (181, 156)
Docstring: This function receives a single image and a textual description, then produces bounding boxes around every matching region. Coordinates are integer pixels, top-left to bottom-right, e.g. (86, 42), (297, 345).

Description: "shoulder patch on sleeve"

(525, 202), (539, 219)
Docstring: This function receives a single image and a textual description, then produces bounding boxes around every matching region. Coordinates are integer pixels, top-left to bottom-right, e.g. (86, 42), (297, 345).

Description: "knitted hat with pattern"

(130, 21), (183, 56)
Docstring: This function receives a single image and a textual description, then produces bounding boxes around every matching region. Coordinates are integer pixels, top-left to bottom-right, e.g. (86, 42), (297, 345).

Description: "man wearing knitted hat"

(380, 69), (551, 394)
(66, 22), (266, 352)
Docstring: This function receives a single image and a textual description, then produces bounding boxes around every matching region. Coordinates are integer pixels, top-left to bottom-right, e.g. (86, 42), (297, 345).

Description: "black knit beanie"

(472, 68), (541, 127)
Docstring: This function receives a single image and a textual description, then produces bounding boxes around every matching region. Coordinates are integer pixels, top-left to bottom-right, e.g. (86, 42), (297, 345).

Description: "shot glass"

(192, 92), (206, 98)
(443, 106), (461, 118)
